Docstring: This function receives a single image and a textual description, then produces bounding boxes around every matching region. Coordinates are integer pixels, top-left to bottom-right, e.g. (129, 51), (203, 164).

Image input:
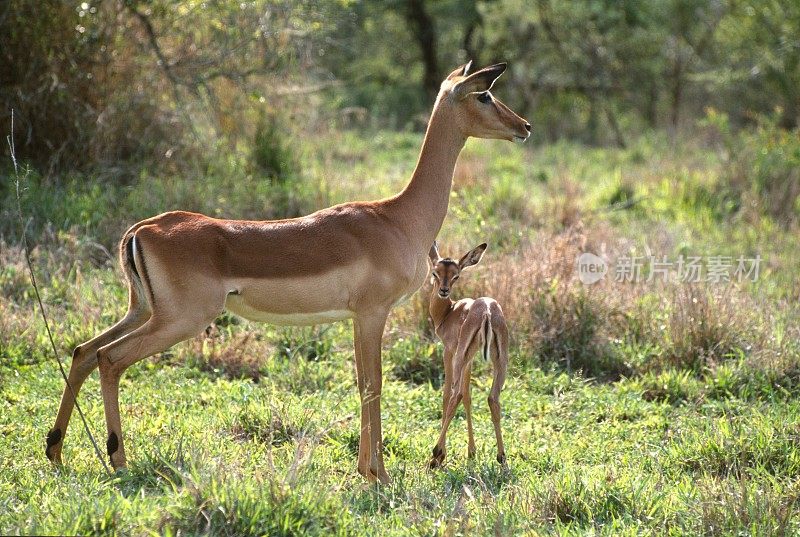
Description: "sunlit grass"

(2, 130), (800, 534)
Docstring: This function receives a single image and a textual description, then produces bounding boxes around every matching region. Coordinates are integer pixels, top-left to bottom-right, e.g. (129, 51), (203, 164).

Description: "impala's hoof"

(376, 470), (391, 485)
(497, 453), (507, 466)
(45, 428), (63, 463)
(429, 445), (445, 469)
(359, 465), (391, 484)
(358, 465), (377, 482)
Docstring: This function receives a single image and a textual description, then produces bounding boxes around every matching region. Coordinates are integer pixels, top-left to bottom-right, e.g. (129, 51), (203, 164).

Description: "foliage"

(0, 0), (347, 174)
(707, 110), (800, 224)
(3, 0), (799, 177)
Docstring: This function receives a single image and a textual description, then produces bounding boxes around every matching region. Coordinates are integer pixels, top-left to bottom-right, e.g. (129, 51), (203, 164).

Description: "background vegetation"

(2, 0), (800, 535)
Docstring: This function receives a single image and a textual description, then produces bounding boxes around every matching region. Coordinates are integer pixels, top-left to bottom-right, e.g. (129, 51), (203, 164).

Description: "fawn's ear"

(429, 241), (441, 265)
(458, 243), (487, 270)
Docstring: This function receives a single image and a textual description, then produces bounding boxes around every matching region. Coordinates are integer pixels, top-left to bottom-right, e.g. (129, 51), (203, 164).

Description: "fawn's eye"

(477, 92), (492, 104)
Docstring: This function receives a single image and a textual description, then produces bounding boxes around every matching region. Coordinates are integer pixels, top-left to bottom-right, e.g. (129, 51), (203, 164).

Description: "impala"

(46, 61), (530, 483)
(427, 242), (509, 469)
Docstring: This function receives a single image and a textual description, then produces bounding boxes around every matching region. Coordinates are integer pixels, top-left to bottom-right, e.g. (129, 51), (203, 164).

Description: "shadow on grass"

(112, 441), (188, 496)
(440, 460), (517, 496)
(348, 460), (515, 516)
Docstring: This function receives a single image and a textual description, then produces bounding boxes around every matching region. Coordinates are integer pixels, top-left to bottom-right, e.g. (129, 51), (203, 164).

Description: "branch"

(125, 3), (197, 105)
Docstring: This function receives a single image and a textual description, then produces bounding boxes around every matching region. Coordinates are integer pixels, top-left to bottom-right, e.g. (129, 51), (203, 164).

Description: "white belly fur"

(224, 295), (353, 326)
(222, 262), (365, 326)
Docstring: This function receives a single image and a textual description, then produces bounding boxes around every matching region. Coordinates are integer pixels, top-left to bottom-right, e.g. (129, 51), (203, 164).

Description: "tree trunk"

(646, 80), (658, 128)
(779, 101), (798, 130)
(586, 93), (599, 145)
(461, 1), (482, 63)
(605, 103), (626, 148)
(670, 59), (683, 129)
(405, 0), (440, 100)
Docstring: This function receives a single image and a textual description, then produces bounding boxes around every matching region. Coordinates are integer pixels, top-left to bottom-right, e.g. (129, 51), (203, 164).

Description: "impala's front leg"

(354, 309), (390, 484)
(431, 329), (476, 468)
(430, 364), (468, 468)
(353, 321), (371, 479)
(430, 347), (453, 468)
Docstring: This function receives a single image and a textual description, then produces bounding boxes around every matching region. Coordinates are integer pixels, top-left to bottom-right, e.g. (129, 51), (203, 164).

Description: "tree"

(713, 0), (800, 129)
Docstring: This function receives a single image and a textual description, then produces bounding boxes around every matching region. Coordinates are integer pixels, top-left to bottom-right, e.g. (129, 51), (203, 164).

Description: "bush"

(251, 113), (297, 183)
(0, 1), (188, 176)
(665, 286), (752, 371)
(707, 110), (800, 225)
(530, 284), (628, 379)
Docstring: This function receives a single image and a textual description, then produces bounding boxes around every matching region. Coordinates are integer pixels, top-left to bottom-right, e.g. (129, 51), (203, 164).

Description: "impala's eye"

(432, 272), (440, 280)
(477, 92), (492, 104)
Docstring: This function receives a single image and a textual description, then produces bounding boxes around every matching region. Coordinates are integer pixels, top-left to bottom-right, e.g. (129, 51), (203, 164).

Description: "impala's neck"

(429, 291), (454, 331)
(393, 98), (467, 246)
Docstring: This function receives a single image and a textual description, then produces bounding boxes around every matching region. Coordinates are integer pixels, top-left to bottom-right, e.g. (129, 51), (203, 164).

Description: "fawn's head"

(437, 61), (530, 143)
(428, 241), (487, 299)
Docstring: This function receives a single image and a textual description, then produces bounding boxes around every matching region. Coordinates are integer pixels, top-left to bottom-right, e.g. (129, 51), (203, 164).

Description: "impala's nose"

(439, 288), (449, 297)
(525, 122), (531, 132)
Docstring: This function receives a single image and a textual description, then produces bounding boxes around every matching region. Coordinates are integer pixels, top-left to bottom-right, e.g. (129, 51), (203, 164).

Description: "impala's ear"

(452, 63), (506, 97)
(445, 60), (473, 81)
(429, 241), (441, 265)
(458, 243), (487, 270)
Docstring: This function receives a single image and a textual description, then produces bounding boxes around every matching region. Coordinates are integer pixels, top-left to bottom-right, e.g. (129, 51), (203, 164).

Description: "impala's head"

(437, 61), (530, 143)
(428, 241), (487, 299)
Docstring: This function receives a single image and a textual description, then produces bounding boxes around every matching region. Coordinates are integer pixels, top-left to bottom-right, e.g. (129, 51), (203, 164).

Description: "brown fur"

(47, 62), (528, 483)
(427, 242), (509, 468)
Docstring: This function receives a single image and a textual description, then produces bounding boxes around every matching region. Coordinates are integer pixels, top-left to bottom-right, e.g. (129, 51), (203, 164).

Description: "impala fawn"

(427, 241), (508, 468)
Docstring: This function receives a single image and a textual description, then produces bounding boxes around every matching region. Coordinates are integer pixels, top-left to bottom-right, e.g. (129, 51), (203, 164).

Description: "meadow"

(2, 124), (800, 535)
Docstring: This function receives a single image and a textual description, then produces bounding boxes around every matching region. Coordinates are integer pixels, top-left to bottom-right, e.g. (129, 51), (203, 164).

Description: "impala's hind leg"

(488, 330), (508, 467)
(47, 285), (148, 464)
(463, 361), (476, 460)
(96, 307), (218, 470)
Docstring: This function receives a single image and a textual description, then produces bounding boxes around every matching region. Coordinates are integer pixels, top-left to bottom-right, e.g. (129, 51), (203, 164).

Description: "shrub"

(186, 330), (265, 382)
(707, 110), (800, 225)
(275, 326), (334, 362)
(530, 284), (627, 378)
(251, 113), (297, 183)
(389, 337), (444, 388)
(233, 407), (307, 447)
(0, 1), (188, 176)
(664, 285), (753, 371)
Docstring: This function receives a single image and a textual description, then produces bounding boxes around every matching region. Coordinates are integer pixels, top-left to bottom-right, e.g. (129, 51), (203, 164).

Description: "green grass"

(2, 129), (800, 534)
(3, 350), (799, 534)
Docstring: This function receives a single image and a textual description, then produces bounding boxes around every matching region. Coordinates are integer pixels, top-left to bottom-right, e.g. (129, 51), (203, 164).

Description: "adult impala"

(46, 61), (530, 483)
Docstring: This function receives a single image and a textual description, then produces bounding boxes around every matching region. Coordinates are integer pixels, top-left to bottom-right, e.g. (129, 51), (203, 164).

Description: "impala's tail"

(482, 312), (492, 362)
(122, 234), (139, 281)
(119, 230), (153, 311)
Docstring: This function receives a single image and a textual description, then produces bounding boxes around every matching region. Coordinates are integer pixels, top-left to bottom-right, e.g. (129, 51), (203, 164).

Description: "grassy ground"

(2, 129), (800, 535)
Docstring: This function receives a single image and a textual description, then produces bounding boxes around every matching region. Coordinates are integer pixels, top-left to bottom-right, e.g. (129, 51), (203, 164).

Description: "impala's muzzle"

(513, 122), (531, 143)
